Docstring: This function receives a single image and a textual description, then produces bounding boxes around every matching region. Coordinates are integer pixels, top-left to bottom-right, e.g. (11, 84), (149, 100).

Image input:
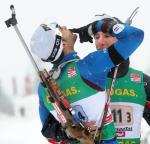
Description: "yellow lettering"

(62, 87), (80, 97)
(46, 95), (51, 103)
(62, 91), (66, 97)
(71, 87), (78, 94)
(129, 89), (136, 96)
(123, 89), (129, 96)
(110, 88), (137, 97)
(118, 141), (136, 144)
(66, 89), (72, 96)
(115, 89), (122, 95)
(107, 89), (114, 95)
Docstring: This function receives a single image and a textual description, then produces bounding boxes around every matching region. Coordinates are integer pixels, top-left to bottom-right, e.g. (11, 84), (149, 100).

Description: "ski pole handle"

(5, 5), (40, 73)
(10, 5), (16, 17)
(125, 7), (140, 25)
(5, 5), (17, 27)
(10, 5), (14, 10)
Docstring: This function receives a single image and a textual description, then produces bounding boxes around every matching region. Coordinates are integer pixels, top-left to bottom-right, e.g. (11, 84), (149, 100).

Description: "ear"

(62, 42), (66, 47)
(62, 43), (67, 51)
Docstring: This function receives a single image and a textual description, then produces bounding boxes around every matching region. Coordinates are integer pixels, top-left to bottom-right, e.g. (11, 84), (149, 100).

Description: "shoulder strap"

(49, 59), (79, 80)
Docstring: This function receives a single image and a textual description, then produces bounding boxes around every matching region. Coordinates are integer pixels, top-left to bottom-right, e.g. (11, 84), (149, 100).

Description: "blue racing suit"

(38, 21), (144, 144)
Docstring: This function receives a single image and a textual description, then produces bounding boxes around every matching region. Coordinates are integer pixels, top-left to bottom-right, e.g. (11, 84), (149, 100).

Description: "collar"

(108, 59), (129, 78)
(53, 51), (80, 68)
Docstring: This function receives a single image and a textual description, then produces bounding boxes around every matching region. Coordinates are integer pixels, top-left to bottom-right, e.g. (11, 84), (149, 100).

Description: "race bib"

(110, 105), (134, 126)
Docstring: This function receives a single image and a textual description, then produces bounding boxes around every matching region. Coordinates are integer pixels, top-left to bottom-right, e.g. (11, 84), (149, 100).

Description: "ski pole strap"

(93, 64), (119, 142)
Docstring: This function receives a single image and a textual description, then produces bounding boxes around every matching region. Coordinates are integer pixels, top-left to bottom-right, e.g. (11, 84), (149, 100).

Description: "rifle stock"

(39, 69), (94, 144)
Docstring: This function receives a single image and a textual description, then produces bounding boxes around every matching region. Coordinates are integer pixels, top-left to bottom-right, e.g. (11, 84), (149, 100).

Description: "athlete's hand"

(70, 24), (94, 43)
(83, 121), (97, 136)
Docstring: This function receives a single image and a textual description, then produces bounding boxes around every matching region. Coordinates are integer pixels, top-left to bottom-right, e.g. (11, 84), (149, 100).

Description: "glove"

(70, 14), (122, 43)
(70, 21), (97, 43)
(70, 25), (93, 43)
(70, 14), (115, 43)
(41, 114), (68, 142)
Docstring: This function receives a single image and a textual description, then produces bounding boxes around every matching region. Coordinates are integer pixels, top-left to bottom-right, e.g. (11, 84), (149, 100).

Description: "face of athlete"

(94, 32), (118, 50)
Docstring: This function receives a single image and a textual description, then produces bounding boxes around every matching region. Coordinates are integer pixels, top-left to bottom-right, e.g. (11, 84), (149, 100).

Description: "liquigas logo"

(107, 88), (137, 97)
(62, 86), (80, 97)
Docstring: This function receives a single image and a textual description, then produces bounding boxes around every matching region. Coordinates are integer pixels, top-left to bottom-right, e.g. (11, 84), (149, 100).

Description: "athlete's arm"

(78, 21), (144, 89)
(95, 19), (144, 65)
(38, 83), (68, 142)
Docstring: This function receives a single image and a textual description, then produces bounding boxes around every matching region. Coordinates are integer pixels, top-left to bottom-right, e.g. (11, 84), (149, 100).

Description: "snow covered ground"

(0, 94), (150, 144)
(0, 114), (48, 144)
(1, 115), (150, 144)
(141, 120), (150, 143)
(0, 95), (48, 144)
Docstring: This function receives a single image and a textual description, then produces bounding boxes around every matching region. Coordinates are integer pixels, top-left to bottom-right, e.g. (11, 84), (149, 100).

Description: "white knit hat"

(30, 22), (63, 62)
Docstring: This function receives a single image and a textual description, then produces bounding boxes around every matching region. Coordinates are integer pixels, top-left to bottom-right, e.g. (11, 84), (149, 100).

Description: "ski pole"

(5, 5), (40, 73)
(125, 7), (139, 25)
(5, 5), (95, 144)
(94, 6), (140, 142)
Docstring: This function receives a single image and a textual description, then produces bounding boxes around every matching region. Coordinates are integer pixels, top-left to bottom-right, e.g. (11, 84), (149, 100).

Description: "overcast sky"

(0, 0), (150, 94)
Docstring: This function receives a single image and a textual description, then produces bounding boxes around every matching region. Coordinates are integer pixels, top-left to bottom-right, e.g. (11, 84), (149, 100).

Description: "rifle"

(5, 5), (94, 144)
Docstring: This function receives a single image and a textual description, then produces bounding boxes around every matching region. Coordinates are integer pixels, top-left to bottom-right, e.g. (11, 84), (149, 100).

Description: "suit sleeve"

(78, 23), (144, 89)
(96, 20), (144, 65)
